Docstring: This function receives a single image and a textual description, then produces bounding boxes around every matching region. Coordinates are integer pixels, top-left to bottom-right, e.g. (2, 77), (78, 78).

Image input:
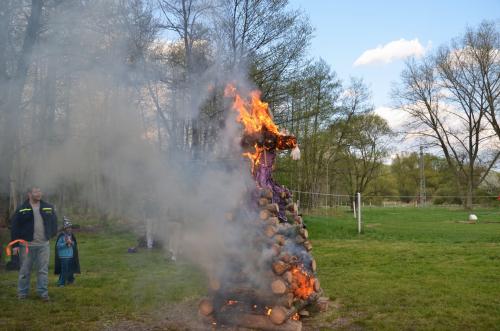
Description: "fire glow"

(291, 266), (315, 300)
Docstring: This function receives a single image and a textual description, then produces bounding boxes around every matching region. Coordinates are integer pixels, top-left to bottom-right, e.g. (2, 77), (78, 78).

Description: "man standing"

(10, 186), (58, 301)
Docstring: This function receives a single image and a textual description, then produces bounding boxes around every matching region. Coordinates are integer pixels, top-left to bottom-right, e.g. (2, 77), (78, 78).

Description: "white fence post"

(357, 192), (362, 234)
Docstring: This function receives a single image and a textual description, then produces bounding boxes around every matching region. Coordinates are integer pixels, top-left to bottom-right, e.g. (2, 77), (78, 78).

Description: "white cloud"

(354, 38), (429, 67)
(374, 106), (408, 130)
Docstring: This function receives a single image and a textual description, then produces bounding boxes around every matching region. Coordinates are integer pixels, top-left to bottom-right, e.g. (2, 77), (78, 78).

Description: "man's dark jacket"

(54, 232), (81, 275)
(10, 200), (58, 243)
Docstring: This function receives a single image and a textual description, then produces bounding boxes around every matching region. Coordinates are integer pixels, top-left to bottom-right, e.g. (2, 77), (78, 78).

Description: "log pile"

(199, 89), (323, 329)
(199, 185), (323, 330)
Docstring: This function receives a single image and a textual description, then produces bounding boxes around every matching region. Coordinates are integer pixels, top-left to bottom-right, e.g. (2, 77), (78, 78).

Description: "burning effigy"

(198, 84), (325, 330)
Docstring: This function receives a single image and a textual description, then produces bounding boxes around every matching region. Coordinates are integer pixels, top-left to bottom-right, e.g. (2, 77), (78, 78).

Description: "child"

(54, 218), (80, 286)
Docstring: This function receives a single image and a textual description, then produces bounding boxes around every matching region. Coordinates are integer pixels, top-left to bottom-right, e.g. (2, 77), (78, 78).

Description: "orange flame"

(225, 84), (279, 136)
(291, 313), (300, 321)
(291, 266), (315, 300)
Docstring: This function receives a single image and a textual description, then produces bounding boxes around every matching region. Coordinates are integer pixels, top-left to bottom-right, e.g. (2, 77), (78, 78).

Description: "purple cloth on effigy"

(254, 150), (290, 222)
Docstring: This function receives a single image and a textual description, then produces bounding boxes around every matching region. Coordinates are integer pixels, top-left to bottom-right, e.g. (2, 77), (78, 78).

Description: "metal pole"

(357, 192), (362, 234)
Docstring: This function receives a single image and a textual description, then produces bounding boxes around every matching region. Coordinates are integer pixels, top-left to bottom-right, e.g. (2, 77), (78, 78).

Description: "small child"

(55, 218), (80, 286)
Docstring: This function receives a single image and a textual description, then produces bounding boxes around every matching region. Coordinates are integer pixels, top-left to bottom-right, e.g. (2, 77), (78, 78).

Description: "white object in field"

(468, 214), (478, 222)
(146, 218), (154, 249)
(291, 145), (301, 160)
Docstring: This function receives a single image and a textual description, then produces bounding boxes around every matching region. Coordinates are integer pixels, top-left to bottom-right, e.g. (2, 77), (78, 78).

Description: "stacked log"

(198, 174), (322, 329)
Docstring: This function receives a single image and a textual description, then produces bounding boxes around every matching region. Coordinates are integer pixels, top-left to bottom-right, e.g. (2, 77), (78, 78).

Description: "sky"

(289, 0), (500, 130)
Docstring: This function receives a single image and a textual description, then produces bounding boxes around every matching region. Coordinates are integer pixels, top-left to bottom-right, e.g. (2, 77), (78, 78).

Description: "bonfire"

(198, 84), (327, 331)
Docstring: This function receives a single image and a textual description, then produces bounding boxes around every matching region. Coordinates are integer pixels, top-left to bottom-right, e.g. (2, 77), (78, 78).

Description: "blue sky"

(289, 0), (500, 113)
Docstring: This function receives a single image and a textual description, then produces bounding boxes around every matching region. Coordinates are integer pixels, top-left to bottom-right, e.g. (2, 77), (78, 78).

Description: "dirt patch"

(105, 298), (358, 331)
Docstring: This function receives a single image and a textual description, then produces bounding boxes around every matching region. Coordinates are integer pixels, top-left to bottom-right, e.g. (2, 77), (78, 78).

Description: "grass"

(0, 228), (205, 331)
(306, 207), (500, 330)
(0, 207), (499, 330)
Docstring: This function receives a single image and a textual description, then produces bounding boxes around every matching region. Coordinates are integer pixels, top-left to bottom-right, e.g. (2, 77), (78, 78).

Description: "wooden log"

(198, 298), (213, 316)
(283, 271), (293, 284)
(311, 259), (317, 273)
(262, 188), (274, 199)
(286, 203), (298, 214)
(269, 306), (288, 325)
(267, 217), (279, 226)
(258, 197), (270, 206)
(294, 216), (303, 225)
(314, 278), (321, 292)
(260, 209), (270, 220)
(271, 278), (288, 295)
(272, 260), (290, 275)
(315, 297), (330, 312)
(303, 240), (313, 251)
(299, 228), (308, 239)
(280, 191), (289, 199)
(295, 235), (305, 244)
(271, 243), (281, 256)
(266, 203), (280, 214)
(274, 234), (286, 246)
(218, 312), (302, 331)
(265, 225), (277, 238)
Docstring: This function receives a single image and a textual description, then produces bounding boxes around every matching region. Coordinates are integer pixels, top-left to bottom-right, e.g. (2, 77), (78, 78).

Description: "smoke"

(0, 0), (288, 297)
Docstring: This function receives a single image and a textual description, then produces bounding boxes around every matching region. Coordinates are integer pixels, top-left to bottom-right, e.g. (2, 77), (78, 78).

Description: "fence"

(290, 190), (500, 218)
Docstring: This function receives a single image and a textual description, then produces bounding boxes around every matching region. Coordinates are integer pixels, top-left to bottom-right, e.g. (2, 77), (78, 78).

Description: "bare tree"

(394, 48), (500, 208)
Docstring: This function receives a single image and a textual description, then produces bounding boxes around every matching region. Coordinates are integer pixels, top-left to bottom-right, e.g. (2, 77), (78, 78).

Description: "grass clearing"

(1, 207), (499, 330)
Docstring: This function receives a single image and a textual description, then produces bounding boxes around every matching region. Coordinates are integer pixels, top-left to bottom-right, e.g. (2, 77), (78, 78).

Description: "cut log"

(311, 259), (317, 272)
(274, 234), (286, 246)
(280, 191), (289, 199)
(314, 278), (321, 292)
(295, 235), (305, 244)
(303, 240), (313, 251)
(198, 298), (213, 316)
(286, 203), (298, 214)
(265, 225), (277, 237)
(294, 216), (303, 225)
(271, 279), (288, 295)
(266, 203), (280, 214)
(258, 197), (270, 206)
(272, 260), (290, 275)
(283, 271), (293, 284)
(299, 228), (308, 239)
(262, 189), (274, 199)
(217, 312), (302, 331)
(269, 306), (288, 325)
(271, 243), (281, 256)
(260, 209), (270, 220)
(315, 297), (330, 312)
(267, 217), (279, 226)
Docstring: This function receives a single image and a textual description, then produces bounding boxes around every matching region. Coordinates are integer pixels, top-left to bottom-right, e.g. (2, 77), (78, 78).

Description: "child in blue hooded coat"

(54, 218), (80, 286)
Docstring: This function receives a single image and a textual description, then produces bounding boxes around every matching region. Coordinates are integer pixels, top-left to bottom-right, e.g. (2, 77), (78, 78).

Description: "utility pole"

(419, 146), (426, 207)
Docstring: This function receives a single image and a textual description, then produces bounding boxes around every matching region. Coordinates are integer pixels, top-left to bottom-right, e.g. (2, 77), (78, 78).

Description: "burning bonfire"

(198, 85), (327, 330)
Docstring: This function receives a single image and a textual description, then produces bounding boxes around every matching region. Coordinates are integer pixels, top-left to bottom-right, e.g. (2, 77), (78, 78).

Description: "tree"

(394, 22), (500, 208)
(335, 114), (392, 202)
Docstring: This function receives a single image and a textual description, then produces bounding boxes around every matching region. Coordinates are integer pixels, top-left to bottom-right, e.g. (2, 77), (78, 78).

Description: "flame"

(225, 84), (295, 170)
(291, 266), (315, 300)
(225, 84), (279, 136)
(291, 313), (300, 321)
(266, 308), (272, 316)
(227, 300), (238, 305)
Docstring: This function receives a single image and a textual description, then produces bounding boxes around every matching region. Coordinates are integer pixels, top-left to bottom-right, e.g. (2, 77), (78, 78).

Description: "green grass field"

(1, 207), (499, 330)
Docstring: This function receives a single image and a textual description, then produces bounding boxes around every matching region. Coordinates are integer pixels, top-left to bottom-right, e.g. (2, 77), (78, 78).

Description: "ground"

(1, 207), (500, 330)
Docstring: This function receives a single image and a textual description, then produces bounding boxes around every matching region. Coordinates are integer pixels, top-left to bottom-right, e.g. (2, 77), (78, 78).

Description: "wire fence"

(290, 190), (500, 217)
